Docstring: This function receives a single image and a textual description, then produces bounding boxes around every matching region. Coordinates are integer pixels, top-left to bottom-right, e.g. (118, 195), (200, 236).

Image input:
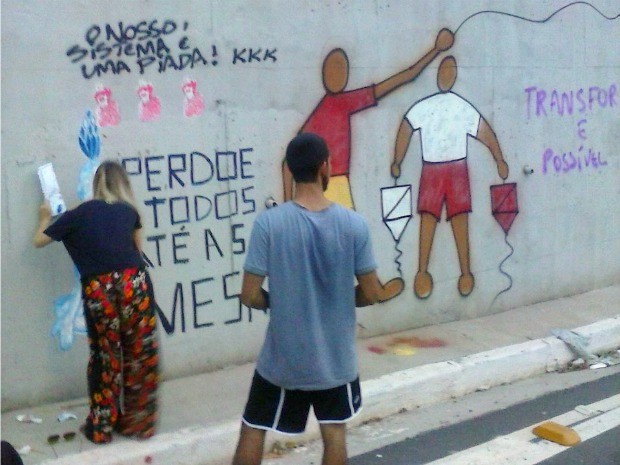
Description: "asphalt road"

(539, 426), (620, 465)
(349, 370), (620, 465)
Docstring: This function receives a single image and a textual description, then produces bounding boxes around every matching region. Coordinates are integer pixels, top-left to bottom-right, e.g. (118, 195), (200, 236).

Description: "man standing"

(391, 56), (509, 299)
(233, 133), (383, 465)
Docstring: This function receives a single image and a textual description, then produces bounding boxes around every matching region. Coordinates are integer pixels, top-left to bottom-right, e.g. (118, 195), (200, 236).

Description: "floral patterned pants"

(82, 268), (159, 443)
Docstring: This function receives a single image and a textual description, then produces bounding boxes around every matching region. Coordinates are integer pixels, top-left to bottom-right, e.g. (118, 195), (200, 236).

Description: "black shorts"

(242, 371), (362, 435)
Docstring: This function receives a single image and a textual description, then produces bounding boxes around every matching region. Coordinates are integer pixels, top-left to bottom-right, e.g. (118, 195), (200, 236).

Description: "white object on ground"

(57, 411), (78, 422)
(17, 445), (31, 455)
(16, 414), (42, 424)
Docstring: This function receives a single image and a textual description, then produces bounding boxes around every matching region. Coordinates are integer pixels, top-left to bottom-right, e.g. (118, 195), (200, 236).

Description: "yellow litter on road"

(533, 421), (581, 446)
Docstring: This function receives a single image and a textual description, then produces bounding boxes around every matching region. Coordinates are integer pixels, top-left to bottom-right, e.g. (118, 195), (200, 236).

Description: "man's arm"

(33, 203), (54, 248)
(476, 118), (509, 179)
(241, 271), (269, 309)
(374, 28), (453, 100)
(355, 270), (382, 307)
(391, 119), (414, 179)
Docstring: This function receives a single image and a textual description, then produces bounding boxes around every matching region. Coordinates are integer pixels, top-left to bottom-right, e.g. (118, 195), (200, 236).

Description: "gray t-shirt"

(244, 201), (377, 390)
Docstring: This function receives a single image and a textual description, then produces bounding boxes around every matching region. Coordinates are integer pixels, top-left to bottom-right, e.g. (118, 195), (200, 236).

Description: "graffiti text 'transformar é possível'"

(525, 83), (615, 176)
(542, 146), (607, 174)
(524, 84), (617, 118)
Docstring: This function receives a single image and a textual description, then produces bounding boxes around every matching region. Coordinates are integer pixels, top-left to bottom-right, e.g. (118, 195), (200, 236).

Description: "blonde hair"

(93, 161), (139, 213)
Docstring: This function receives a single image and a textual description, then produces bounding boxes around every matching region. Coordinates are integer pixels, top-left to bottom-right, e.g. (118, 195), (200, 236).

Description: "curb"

(40, 315), (620, 465)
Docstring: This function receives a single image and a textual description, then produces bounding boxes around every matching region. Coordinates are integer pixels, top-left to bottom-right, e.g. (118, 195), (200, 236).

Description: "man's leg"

(415, 212), (438, 298)
(319, 423), (347, 465)
(450, 212), (474, 296)
(232, 423), (266, 465)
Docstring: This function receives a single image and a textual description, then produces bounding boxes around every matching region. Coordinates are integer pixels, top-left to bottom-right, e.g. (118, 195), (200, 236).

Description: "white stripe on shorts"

(318, 380), (363, 424)
(347, 381), (354, 416)
(272, 387), (286, 430)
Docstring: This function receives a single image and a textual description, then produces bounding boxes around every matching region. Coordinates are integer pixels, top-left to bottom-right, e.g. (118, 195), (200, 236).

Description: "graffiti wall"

(2, 0), (619, 409)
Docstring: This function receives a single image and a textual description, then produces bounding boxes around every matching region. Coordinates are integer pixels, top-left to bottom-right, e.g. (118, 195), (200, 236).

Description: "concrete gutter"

(38, 315), (620, 465)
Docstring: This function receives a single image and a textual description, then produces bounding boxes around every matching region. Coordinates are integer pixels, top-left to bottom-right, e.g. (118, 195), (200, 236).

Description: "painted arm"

(241, 271), (269, 309)
(374, 28), (454, 100)
(476, 118), (509, 179)
(355, 270), (382, 307)
(33, 203), (54, 248)
(391, 119), (414, 179)
(282, 159), (294, 202)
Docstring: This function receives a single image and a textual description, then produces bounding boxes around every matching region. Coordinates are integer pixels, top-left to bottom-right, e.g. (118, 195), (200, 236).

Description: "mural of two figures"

(282, 27), (518, 303)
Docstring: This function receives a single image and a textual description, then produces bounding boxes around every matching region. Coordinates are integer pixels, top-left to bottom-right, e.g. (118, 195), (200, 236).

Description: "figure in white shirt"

(391, 56), (509, 299)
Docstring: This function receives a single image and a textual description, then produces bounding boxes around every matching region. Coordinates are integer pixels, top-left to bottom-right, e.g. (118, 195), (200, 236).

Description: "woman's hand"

(33, 202), (53, 248)
(39, 202), (52, 223)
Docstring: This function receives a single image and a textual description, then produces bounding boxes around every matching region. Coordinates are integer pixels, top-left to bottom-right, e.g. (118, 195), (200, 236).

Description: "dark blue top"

(44, 199), (143, 279)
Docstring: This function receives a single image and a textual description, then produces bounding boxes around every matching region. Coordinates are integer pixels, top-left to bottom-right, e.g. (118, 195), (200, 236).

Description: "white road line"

(426, 394), (620, 465)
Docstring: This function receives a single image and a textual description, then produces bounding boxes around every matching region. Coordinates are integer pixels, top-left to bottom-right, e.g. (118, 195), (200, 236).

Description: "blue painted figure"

(51, 111), (100, 350)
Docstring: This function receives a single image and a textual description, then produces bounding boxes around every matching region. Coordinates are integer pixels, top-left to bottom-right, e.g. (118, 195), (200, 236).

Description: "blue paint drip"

(51, 267), (87, 351)
(77, 158), (99, 201)
(51, 111), (101, 350)
(78, 111), (100, 160)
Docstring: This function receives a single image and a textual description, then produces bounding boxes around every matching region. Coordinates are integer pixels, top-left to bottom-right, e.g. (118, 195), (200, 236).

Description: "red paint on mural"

(490, 183), (518, 235)
(367, 335), (446, 354)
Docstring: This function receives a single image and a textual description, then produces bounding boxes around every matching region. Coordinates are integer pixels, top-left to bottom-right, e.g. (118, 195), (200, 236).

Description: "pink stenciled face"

(96, 94), (108, 106)
(139, 89), (150, 103)
(183, 86), (195, 98)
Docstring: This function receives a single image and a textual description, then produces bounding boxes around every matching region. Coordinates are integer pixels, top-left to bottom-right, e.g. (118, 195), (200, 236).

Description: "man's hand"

(240, 272), (269, 309)
(355, 271), (382, 307)
(435, 28), (454, 52)
(497, 160), (509, 180)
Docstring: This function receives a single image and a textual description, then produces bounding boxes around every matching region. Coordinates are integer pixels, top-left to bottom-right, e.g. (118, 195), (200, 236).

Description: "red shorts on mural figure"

(490, 183), (518, 234)
(418, 159), (472, 221)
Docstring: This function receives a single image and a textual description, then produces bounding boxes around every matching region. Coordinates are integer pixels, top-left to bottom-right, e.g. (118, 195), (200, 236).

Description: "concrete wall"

(2, 0), (619, 409)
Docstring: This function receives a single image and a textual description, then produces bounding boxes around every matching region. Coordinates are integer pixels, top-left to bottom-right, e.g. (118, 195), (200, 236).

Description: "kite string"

(489, 234), (514, 309)
(454, 1), (619, 35)
(382, 181), (407, 278)
(394, 240), (404, 278)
